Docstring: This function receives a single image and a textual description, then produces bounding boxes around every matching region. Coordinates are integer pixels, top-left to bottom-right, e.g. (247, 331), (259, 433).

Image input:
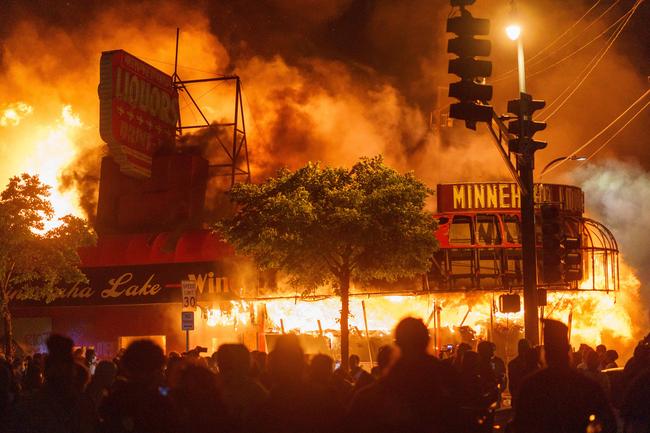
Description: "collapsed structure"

(10, 51), (621, 361)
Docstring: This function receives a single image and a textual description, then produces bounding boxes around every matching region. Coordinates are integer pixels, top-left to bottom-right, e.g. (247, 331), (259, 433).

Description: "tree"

(0, 174), (95, 359)
(218, 156), (438, 369)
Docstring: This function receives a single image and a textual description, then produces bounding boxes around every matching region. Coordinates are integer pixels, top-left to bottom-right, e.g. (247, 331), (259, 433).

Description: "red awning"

(78, 229), (233, 267)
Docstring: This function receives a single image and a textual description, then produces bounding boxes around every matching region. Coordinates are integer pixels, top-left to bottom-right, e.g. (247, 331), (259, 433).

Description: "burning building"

(7, 50), (638, 363)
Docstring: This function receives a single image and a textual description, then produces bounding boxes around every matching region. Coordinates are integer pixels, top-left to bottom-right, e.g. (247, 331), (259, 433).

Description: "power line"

(526, 0), (621, 66)
(525, 6), (633, 80)
(492, 0), (618, 82)
(582, 98), (650, 161)
(539, 0), (643, 122)
(526, 0), (603, 63)
(542, 88), (650, 176)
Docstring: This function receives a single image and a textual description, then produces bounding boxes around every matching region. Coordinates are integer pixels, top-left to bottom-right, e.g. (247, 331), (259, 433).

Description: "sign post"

(181, 280), (197, 352)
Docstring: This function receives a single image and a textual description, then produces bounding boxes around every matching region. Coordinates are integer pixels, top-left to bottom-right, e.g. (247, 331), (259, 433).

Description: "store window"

(502, 214), (521, 244)
(449, 215), (473, 244)
(476, 214), (501, 245)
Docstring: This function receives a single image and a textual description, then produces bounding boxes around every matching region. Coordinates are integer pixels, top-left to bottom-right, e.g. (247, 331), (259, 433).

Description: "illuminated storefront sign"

(437, 182), (584, 215)
(99, 50), (179, 178)
(8, 262), (234, 307)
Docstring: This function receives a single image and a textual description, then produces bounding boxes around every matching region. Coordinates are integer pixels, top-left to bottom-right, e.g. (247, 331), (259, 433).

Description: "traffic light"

(447, 3), (493, 129)
(563, 235), (583, 281)
(506, 92), (547, 154)
(541, 203), (562, 283)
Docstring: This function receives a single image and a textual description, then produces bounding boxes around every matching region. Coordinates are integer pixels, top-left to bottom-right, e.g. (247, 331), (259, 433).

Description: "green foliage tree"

(0, 174), (96, 358)
(218, 156), (438, 369)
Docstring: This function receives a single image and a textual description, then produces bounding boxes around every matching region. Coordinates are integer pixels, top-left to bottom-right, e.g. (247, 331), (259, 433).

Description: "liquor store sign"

(8, 262), (233, 307)
(99, 50), (179, 178)
(437, 182), (584, 215)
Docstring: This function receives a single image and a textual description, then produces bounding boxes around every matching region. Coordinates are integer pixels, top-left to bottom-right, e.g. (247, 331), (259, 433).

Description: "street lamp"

(505, 19), (526, 93)
(539, 155), (587, 179)
(506, 24), (521, 41)
(505, 8), (539, 345)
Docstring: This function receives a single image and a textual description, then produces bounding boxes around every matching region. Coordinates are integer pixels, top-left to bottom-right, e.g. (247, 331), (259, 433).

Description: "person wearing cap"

(513, 319), (616, 433)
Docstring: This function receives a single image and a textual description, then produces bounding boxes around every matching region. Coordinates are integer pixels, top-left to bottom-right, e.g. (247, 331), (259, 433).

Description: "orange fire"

(0, 103), (85, 230)
(196, 257), (645, 361)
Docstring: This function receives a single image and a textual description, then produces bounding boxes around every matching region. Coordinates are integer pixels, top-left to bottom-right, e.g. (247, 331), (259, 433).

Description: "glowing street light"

(506, 24), (521, 41)
(506, 18), (526, 93)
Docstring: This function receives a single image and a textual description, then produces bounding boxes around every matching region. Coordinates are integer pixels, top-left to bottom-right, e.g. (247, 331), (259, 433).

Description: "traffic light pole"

(519, 150), (539, 346)
(445, 0), (542, 346)
(514, 35), (539, 346)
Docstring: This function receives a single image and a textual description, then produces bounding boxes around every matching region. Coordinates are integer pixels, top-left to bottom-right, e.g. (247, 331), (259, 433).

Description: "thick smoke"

(573, 159), (650, 320)
(0, 0), (647, 216)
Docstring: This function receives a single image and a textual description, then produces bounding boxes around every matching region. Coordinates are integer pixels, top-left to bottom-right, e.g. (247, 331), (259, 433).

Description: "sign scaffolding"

(172, 29), (251, 187)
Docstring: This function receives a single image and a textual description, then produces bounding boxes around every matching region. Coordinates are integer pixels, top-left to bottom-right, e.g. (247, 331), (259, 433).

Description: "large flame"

(196, 257), (645, 361)
(0, 103), (84, 230)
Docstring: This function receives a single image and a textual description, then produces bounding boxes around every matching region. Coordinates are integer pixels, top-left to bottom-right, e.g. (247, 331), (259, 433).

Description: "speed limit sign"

(181, 280), (197, 310)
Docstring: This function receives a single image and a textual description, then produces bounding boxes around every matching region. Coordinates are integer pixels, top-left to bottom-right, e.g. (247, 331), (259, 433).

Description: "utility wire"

(542, 88), (650, 176)
(492, 0), (616, 82)
(526, 0), (620, 66)
(526, 0), (603, 63)
(539, 0), (643, 122)
(581, 98), (650, 161)
(525, 7), (633, 80)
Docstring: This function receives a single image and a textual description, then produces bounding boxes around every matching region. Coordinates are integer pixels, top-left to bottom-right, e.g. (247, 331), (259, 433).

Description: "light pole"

(506, 13), (540, 345)
(539, 155), (587, 179)
(506, 22), (526, 92)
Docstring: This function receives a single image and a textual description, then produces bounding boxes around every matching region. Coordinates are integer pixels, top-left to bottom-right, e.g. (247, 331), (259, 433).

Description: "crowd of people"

(0, 317), (649, 433)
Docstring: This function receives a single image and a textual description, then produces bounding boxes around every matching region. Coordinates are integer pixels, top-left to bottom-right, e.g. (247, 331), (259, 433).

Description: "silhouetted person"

(348, 317), (461, 433)
(596, 344), (607, 369)
(0, 359), (11, 420)
(576, 344), (594, 370)
(21, 360), (43, 394)
(581, 349), (610, 397)
(262, 334), (342, 433)
(451, 342), (471, 372)
(477, 341), (502, 409)
(99, 339), (174, 433)
(622, 335), (650, 390)
(171, 364), (231, 433)
(621, 367), (650, 433)
(217, 344), (268, 433)
(508, 338), (530, 405)
(458, 350), (497, 433)
(6, 334), (87, 433)
(85, 348), (97, 375)
(603, 349), (619, 369)
(250, 350), (271, 390)
(84, 360), (117, 410)
(371, 345), (394, 379)
(309, 354), (350, 413)
(349, 354), (374, 394)
(514, 320), (616, 433)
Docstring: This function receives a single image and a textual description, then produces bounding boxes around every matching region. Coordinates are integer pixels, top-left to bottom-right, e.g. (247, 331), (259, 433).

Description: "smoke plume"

(573, 159), (650, 322)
